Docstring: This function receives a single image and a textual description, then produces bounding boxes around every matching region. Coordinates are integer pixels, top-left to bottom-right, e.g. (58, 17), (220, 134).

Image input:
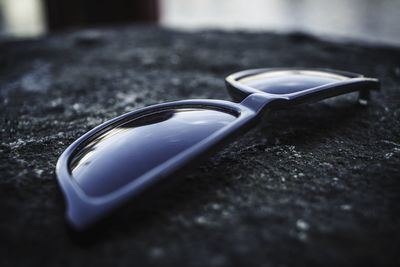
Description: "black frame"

(226, 68), (378, 105)
(56, 68), (379, 230)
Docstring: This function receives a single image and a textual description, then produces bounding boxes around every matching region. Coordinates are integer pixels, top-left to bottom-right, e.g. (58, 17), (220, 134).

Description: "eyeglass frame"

(56, 68), (379, 230)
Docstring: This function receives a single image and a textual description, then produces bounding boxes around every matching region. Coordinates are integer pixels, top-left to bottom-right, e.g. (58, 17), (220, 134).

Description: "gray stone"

(0, 26), (399, 267)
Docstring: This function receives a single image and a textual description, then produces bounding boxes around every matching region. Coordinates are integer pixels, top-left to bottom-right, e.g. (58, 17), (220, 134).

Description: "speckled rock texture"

(0, 26), (399, 267)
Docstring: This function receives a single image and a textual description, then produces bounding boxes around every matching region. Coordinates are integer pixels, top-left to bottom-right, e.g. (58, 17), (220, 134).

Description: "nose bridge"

(240, 93), (287, 113)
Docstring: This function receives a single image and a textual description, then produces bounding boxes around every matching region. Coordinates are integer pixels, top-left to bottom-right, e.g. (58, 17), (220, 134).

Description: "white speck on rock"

(321, 162), (333, 169)
(8, 139), (26, 148)
(384, 152), (393, 159)
(34, 169), (44, 177)
(116, 92), (139, 106)
(211, 203), (222, 210)
(296, 219), (310, 231)
(195, 216), (207, 225)
(340, 204), (352, 211)
(72, 103), (82, 111)
(50, 98), (62, 107)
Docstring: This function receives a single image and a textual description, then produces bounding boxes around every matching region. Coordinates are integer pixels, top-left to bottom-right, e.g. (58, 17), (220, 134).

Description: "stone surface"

(0, 26), (399, 267)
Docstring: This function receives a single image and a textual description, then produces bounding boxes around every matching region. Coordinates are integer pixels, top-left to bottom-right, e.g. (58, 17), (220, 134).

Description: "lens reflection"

(238, 70), (349, 94)
(70, 108), (236, 197)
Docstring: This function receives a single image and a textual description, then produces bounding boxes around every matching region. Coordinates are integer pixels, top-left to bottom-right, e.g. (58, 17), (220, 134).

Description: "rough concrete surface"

(0, 26), (399, 267)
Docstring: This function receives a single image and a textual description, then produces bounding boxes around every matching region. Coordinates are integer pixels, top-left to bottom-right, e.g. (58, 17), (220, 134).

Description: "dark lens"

(238, 70), (350, 94)
(69, 108), (236, 197)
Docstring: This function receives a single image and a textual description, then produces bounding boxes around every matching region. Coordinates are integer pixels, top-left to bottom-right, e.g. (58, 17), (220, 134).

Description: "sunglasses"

(56, 68), (379, 230)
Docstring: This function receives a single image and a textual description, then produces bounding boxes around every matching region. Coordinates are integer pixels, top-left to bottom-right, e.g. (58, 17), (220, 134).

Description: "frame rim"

(56, 67), (380, 230)
(56, 97), (268, 229)
(225, 67), (379, 103)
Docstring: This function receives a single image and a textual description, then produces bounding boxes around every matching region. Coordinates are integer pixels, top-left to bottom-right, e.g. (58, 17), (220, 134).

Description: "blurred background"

(0, 0), (399, 46)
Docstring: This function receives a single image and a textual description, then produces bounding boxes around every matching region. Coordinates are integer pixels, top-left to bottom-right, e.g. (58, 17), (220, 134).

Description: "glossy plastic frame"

(56, 68), (379, 230)
(226, 68), (378, 105)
